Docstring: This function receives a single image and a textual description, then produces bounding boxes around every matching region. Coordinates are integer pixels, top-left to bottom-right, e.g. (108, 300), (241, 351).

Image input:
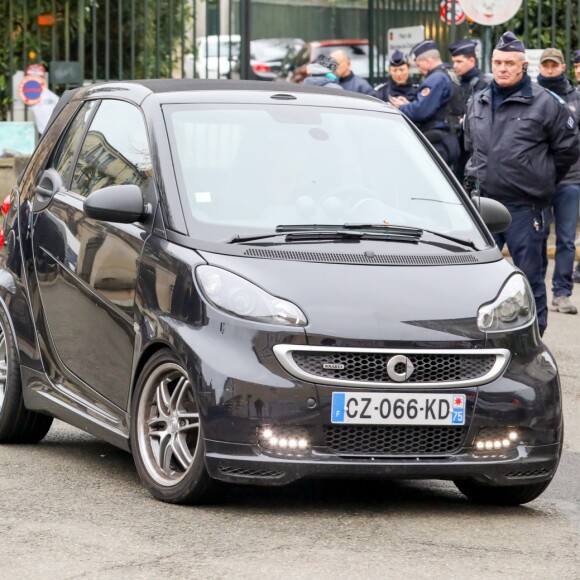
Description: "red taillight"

(1, 195), (10, 216)
(252, 63), (272, 73)
(0, 228), (5, 250)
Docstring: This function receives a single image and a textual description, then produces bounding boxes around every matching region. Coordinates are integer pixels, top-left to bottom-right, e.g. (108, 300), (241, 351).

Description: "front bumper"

(205, 439), (561, 487)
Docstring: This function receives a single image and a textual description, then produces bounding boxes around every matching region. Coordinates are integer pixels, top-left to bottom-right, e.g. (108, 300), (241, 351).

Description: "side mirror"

(84, 184), (147, 223)
(33, 169), (62, 212)
(472, 196), (512, 234)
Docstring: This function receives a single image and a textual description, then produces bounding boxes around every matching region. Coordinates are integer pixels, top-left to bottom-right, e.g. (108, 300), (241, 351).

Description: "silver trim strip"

(272, 345), (511, 388)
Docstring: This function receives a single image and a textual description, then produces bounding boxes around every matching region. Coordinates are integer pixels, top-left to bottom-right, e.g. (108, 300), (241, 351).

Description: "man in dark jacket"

(390, 40), (459, 170)
(449, 39), (489, 106)
(330, 49), (375, 96)
(464, 32), (580, 334)
(374, 50), (419, 103)
(537, 48), (580, 314)
(448, 39), (489, 182)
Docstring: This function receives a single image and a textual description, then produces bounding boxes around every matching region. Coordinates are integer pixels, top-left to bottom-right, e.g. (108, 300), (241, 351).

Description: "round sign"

(440, 1), (466, 25)
(18, 75), (46, 106)
(458, 0), (522, 26)
(25, 63), (47, 78)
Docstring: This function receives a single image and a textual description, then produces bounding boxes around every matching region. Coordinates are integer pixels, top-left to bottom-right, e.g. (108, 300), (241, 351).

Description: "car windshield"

(163, 103), (487, 247)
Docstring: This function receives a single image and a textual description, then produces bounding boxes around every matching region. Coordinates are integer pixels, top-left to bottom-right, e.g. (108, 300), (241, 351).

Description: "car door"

(31, 98), (154, 409)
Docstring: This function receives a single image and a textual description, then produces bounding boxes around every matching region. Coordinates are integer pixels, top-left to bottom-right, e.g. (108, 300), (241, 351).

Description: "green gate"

(3, 0), (580, 121)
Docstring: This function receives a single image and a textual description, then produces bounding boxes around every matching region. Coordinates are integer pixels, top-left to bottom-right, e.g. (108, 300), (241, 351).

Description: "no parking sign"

(18, 75), (46, 106)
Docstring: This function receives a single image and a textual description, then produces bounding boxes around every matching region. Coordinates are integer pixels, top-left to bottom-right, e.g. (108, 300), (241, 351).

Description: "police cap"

(389, 49), (408, 67)
(410, 39), (437, 59)
(448, 39), (477, 58)
(495, 32), (525, 53)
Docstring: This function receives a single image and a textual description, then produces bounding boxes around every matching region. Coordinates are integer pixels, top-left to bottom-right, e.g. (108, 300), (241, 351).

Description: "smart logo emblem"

(386, 354), (415, 382)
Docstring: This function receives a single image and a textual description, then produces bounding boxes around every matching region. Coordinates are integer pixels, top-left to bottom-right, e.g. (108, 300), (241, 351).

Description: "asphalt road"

(1, 267), (579, 579)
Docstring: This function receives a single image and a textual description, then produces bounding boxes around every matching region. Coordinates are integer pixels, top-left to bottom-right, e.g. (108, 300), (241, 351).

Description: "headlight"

(195, 265), (308, 326)
(477, 274), (535, 332)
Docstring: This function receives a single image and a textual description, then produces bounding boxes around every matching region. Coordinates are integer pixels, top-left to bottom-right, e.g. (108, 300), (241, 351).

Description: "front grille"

(323, 425), (467, 455)
(293, 352), (496, 384)
(504, 468), (552, 479)
(218, 466), (285, 479)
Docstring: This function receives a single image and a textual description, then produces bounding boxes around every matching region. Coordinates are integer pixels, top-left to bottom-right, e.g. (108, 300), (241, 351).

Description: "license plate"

(331, 392), (466, 425)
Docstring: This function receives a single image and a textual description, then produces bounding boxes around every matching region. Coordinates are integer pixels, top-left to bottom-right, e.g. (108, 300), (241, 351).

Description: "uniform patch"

(421, 87), (431, 97)
(567, 115), (576, 129)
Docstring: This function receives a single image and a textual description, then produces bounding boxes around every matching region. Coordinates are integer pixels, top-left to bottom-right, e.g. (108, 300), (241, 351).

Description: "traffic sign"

(25, 63), (47, 78)
(18, 75), (46, 106)
(458, 0), (522, 26)
(440, 1), (466, 25)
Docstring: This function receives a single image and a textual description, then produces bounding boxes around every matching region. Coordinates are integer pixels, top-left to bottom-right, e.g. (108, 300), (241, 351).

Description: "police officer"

(536, 48), (580, 313)
(448, 39), (489, 182)
(389, 39), (459, 169)
(374, 50), (419, 103)
(574, 49), (580, 85)
(464, 32), (580, 335)
(448, 39), (488, 106)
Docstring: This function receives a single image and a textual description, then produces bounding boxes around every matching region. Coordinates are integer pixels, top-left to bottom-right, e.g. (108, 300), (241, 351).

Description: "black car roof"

(73, 79), (387, 106)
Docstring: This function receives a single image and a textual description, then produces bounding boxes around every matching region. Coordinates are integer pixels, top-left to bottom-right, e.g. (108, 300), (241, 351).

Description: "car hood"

(198, 249), (516, 343)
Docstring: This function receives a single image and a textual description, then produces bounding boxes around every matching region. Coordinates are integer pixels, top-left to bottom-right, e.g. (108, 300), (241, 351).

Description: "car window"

(163, 104), (487, 247)
(70, 99), (153, 197)
(50, 100), (97, 189)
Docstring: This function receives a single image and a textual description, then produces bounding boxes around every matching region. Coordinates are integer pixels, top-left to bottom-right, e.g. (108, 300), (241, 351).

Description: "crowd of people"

(302, 32), (580, 334)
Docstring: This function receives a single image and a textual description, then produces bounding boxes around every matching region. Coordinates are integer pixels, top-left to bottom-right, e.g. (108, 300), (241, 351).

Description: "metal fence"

(3, 0), (580, 121)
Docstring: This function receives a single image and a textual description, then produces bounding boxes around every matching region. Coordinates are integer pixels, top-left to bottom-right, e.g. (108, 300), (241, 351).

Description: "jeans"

(541, 183), (580, 297)
(494, 204), (548, 334)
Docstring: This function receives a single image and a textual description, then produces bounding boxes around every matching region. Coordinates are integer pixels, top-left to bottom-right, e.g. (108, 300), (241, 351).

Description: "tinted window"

(70, 100), (152, 197)
(50, 100), (96, 188)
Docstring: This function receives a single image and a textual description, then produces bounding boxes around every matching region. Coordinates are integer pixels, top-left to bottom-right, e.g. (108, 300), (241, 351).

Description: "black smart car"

(0, 80), (562, 505)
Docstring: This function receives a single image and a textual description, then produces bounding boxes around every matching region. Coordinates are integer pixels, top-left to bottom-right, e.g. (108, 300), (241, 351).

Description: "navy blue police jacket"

(374, 78), (419, 103)
(464, 76), (579, 208)
(399, 64), (454, 132)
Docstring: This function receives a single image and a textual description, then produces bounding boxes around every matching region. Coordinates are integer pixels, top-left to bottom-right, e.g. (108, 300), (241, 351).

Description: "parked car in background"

(249, 38), (306, 81)
(185, 34), (241, 79)
(281, 39), (380, 83)
(0, 80), (562, 507)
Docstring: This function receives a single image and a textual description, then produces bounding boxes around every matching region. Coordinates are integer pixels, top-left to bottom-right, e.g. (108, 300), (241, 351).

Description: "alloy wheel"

(136, 362), (201, 487)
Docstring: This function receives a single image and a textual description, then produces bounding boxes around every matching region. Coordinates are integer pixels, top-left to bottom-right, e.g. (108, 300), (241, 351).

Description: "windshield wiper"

(277, 223), (477, 249)
(283, 230), (420, 243)
(421, 229), (478, 250)
(228, 232), (286, 244)
(276, 223), (424, 237)
(228, 228), (421, 244)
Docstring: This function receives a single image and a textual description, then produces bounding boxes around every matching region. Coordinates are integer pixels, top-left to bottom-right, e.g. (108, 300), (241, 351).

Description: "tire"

(0, 306), (53, 443)
(454, 478), (553, 506)
(130, 349), (215, 504)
